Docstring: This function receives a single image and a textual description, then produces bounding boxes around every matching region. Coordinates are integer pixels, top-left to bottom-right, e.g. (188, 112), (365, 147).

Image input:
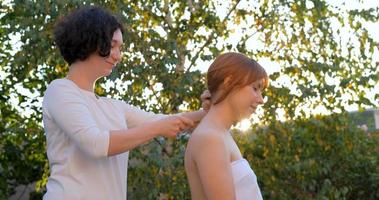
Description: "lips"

(106, 61), (116, 66)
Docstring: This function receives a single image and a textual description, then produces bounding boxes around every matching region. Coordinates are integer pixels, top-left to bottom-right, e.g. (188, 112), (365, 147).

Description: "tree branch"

(186, 0), (242, 73)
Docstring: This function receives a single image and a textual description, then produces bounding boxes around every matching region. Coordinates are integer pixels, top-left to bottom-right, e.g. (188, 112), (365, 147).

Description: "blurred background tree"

(235, 114), (379, 199)
(0, 0), (378, 199)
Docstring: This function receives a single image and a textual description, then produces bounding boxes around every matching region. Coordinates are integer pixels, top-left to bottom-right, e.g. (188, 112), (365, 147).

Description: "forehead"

(112, 29), (123, 44)
(251, 79), (265, 87)
(251, 78), (263, 85)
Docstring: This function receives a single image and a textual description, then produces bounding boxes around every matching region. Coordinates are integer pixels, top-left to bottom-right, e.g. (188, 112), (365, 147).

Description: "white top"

(42, 78), (163, 200)
(231, 159), (263, 200)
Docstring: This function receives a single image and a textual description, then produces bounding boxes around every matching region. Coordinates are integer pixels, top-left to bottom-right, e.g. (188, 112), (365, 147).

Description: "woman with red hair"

(185, 52), (268, 200)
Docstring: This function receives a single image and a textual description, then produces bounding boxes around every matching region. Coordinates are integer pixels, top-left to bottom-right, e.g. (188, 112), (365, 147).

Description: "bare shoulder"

(190, 127), (224, 144)
(188, 127), (227, 157)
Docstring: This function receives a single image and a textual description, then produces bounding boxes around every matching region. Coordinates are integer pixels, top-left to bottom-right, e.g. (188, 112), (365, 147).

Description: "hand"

(155, 115), (195, 138)
(201, 90), (211, 111)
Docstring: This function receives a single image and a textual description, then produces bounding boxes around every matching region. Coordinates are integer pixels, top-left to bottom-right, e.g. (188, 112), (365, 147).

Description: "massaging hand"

(155, 115), (194, 138)
(201, 90), (211, 111)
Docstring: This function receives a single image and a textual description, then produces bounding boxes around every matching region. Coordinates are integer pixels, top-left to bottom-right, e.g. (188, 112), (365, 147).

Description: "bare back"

(185, 120), (243, 200)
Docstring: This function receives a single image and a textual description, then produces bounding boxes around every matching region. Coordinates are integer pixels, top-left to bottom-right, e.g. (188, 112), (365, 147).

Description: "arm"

(192, 132), (236, 200)
(109, 89), (210, 155)
(124, 89), (210, 128)
(123, 103), (205, 131)
(44, 81), (110, 158)
(45, 81), (193, 158)
(108, 126), (157, 156)
(108, 115), (193, 156)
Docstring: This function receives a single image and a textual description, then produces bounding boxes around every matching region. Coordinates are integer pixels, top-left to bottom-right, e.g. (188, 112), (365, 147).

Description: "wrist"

(144, 120), (162, 138)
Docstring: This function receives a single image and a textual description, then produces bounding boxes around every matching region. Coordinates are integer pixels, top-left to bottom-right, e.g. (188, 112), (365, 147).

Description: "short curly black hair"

(54, 6), (124, 65)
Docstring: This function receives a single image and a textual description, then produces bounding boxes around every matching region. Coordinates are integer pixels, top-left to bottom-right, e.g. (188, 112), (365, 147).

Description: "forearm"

(107, 123), (159, 156)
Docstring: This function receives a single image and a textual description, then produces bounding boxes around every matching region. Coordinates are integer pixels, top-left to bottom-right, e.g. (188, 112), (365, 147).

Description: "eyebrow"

(111, 39), (123, 45)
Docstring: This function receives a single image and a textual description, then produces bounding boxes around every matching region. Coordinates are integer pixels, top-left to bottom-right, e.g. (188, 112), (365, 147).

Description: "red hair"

(207, 52), (268, 105)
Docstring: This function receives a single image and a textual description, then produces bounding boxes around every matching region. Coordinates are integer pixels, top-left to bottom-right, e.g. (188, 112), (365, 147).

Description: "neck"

(66, 61), (99, 92)
(203, 101), (239, 132)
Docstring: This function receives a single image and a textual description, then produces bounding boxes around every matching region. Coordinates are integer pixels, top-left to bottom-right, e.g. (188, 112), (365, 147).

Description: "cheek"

(241, 88), (255, 101)
(231, 90), (251, 107)
(110, 48), (116, 56)
(109, 47), (119, 55)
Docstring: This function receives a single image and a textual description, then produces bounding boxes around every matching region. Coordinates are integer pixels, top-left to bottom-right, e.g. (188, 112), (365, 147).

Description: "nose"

(256, 92), (264, 105)
(111, 48), (122, 63)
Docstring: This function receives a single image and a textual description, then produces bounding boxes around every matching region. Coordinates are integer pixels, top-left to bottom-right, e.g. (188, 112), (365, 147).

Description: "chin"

(243, 112), (254, 119)
(103, 69), (113, 76)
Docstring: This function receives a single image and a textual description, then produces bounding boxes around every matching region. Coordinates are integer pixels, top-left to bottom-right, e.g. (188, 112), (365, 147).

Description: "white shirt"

(231, 159), (263, 200)
(42, 78), (163, 200)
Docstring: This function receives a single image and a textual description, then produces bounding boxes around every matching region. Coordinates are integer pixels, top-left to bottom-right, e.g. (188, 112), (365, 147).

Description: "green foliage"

(1, 0), (378, 199)
(235, 114), (379, 200)
(0, 112), (47, 199)
(128, 136), (190, 199)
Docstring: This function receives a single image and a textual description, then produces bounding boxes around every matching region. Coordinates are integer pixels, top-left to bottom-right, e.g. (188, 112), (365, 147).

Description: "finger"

(178, 116), (195, 127)
(178, 124), (186, 132)
(202, 101), (211, 107)
(168, 128), (180, 137)
(174, 127), (182, 136)
(201, 90), (211, 99)
(202, 102), (211, 110)
(201, 93), (211, 100)
(203, 89), (210, 95)
(167, 131), (177, 138)
(202, 102), (206, 109)
(175, 126), (181, 133)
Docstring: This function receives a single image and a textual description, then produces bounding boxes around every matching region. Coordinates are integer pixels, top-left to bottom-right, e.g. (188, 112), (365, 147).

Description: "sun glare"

(235, 119), (252, 132)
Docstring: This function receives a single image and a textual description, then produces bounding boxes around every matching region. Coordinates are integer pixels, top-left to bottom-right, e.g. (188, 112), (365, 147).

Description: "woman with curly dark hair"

(42, 6), (209, 200)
